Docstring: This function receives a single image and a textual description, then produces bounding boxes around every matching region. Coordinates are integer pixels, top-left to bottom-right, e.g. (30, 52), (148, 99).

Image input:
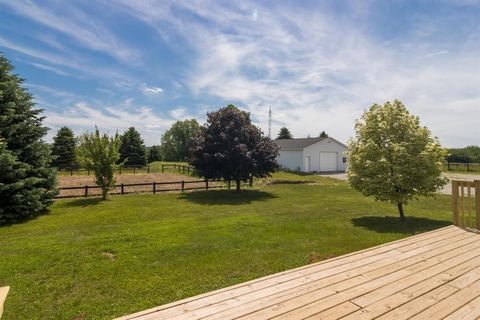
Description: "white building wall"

(303, 139), (347, 172)
(277, 150), (304, 171)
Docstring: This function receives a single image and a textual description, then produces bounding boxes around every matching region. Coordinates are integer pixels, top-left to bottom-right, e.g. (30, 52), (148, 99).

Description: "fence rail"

(56, 178), (252, 199)
(451, 180), (480, 229)
(446, 162), (480, 172)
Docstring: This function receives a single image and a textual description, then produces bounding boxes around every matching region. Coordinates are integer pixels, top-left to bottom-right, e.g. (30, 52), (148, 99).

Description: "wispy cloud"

(0, 0), (138, 63)
(140, 83), (163, 95)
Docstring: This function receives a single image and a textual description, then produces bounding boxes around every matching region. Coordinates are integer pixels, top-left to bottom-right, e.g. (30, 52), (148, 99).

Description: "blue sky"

(1, 0), (479, 146)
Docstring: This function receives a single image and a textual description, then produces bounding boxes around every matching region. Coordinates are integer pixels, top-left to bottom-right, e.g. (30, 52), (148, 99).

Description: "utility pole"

(268, 103), (272, 138)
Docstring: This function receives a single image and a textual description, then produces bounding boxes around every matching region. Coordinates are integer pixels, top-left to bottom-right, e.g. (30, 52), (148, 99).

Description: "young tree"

(0, 55), (57, 223)
(189, 105), (279, 192)
(51, 126), (77, 170)
(119, 127), (146, 166)
(277, 127), (293, 139)
(319, 131), (328, 138)
(147, 145), (162, 163)
(77, 128), (121, 200)
(161, 119), (200, 161)
(347, 100), (447, 219)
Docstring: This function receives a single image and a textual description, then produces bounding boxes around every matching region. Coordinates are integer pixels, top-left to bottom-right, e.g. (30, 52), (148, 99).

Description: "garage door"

(319, 152), (338, 171)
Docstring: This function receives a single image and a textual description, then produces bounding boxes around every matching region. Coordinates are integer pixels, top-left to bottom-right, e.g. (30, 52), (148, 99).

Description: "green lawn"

(0, 173), (452, 320)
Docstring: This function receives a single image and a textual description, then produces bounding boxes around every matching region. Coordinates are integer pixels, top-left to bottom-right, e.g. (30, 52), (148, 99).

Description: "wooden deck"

(115, 226), (480, 320)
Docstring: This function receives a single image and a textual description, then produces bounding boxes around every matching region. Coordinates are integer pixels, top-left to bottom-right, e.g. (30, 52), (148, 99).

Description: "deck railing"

(451, 180), (480, 229)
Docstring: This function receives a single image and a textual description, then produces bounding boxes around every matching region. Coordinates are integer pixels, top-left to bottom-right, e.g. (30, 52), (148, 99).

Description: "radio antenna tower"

(268, 102), (272, 138)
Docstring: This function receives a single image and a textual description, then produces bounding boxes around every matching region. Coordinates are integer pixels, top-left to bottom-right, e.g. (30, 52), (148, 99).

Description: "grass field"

(0, 172), (452, 319)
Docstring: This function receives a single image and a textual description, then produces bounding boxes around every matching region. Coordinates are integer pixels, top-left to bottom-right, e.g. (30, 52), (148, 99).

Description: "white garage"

(275, 137), (348, 172)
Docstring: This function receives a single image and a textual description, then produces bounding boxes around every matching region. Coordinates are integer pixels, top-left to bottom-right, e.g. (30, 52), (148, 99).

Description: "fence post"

(187, 166), (190, 174)
(84, 185), (88, 197)
(119, 167), (122, 175)
(134, 167), (136, 174)
(147, 165), (150, 174)
(249, 175), (253, 187)
(71, 168), (73, 176)
(228, 180), (231, 190)
(121, 183), (124, 195)
(452, 180), (459, 226)
(205, 179), (209, 191)
(181, 180), (185, 192)
(447, 162), (451, 171)
(153, 182), (156, 194)
(162, 164), (164, 173)
(475, 180), (480, 230)
(467, 163), (470, 172)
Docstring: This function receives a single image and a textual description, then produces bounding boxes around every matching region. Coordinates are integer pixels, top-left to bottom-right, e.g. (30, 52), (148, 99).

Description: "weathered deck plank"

(115, 226), (480, 320)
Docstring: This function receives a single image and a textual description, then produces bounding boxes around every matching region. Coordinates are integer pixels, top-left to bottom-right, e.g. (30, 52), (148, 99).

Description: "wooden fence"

(452, 180), (480, 229)
(56, 178), (252, 199)
(160, 164), (195, 175)
(446, 162), (480, 172)
(58, 165), (151, 176)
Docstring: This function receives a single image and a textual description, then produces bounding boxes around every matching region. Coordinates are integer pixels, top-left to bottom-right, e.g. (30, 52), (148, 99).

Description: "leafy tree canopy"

(277, 127), (293, 139)
(447, 145), (480, 163)
(51, 126), (78, 169)
(119, 127), (146, 166)
(161, 119), (200, 161)
(0, 54), (57, 223)
(147, 145), (162, 163)
(77, 128), (121, 200)
(189, 104), (279, 192)
(347, 100), (447, 219)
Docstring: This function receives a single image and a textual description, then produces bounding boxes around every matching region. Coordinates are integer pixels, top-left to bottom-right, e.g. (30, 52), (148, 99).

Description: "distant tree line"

(446, 146), (480, 163)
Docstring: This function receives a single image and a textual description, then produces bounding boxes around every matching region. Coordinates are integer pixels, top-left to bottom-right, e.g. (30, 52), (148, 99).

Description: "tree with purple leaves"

(189, 105), (279, 193)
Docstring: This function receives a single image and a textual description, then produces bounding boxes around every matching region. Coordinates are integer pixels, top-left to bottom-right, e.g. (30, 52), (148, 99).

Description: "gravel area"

(318, 172), (480, 195)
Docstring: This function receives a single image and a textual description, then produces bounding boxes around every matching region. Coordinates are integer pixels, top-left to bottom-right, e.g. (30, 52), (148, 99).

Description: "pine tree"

(51, 126), (77, 170)
(277, 127), (293, 139)
(319, 131), (328, 138)
(118, 127), (146, 166)
(0, 54), (57, 223)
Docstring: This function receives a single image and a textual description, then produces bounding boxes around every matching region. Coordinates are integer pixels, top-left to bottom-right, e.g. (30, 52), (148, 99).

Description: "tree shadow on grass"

(351, 216), (451, 235)
(178, 189), (277, 205)
(0, 209), (50, 227)
(57, 197), (104, 208)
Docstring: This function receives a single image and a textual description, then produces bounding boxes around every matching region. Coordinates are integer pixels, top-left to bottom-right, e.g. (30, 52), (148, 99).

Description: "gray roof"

(274, 137), (327, 150)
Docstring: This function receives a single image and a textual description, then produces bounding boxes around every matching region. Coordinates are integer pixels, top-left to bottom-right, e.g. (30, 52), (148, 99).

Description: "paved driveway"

(319, 172), (480, 195)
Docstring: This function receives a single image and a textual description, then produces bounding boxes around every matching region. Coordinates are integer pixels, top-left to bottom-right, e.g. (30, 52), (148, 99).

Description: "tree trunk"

(102, 186), (108, 200)
(397, 203), (405, 220)
(236, 178), (241, 193)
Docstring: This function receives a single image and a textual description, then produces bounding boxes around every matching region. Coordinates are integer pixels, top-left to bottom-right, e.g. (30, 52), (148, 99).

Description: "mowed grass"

(0, 173), (452, 319)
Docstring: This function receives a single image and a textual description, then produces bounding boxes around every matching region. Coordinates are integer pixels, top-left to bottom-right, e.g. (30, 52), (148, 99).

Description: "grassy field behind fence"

(0, 172), (452, 319)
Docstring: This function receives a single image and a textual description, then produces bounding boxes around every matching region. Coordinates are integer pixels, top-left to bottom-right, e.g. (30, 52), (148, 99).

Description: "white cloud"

(140, 83), (163, 95)
(115, 1), (480, 147)
(0, 0), (138, 63)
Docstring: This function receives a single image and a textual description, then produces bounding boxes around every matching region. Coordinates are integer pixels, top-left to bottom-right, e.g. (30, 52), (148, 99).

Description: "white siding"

(303, 139), (347, 172)
(277, 150), (304, 171)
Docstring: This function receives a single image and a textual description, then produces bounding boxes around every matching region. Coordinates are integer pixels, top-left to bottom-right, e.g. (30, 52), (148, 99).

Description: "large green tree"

(77, 128), (121, 200)
(119, 127), (146, 166)
(0, 54), (57, 223)
(277, 127), (293, 139)
(189, 105), (279, 192)
(347, 100), (447, 219)
(161, 119), (200, 161)
(51, 126), (77, 170)
(147, 145), (162, 163)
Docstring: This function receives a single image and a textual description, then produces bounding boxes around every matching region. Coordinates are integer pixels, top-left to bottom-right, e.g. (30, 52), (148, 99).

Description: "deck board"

(115, 226), (480, 320)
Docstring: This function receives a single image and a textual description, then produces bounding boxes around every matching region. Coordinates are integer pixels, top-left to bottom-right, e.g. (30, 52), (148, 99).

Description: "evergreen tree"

(51, 126), (77, 169)
(277, 127), (293, 139)
(118, 127), (146, 166)
(319, 131), (328, 138)
(0, 54), (57, 223)
(147, 145), (162, 163)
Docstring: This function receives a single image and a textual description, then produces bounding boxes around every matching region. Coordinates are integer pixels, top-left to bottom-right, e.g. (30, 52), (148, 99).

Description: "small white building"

(275, 137), (348, 172)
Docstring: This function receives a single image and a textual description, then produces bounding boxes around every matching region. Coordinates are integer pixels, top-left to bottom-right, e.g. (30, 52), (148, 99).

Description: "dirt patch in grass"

(58, 173), (227, 198)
